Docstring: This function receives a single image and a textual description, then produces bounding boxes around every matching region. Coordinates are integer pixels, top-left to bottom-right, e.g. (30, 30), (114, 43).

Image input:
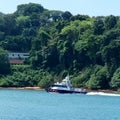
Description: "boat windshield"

(52, 85), (67, 88)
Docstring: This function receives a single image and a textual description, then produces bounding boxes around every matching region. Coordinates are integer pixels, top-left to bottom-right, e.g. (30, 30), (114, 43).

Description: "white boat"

(47, 75), (87, 94)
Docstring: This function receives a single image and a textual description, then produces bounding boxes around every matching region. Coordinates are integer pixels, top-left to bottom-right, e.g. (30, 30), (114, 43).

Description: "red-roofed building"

(9, 59), (24, 64)
(8, 52), (30, 65)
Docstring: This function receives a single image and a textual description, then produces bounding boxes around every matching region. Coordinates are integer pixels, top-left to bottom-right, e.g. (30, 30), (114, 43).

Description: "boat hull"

(46, 88), (87, 94)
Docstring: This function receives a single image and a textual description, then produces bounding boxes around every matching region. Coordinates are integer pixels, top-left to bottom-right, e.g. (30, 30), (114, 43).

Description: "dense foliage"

(0, 3), (120, 90)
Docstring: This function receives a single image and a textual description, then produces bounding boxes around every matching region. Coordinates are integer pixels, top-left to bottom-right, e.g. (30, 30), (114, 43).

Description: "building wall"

(8, 52), (30, 64)
(8, 52), (30, 59)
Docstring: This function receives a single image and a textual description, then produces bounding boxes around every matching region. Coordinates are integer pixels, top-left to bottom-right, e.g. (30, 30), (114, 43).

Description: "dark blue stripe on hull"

(48, 90), (73, 94)
(47, 89), (73, 94)
(56, 89), (73, 94)
(47, 89), (87, 94)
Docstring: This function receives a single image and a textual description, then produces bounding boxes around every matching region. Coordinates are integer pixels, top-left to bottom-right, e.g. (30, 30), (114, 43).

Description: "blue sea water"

(0, 90), (120, 120)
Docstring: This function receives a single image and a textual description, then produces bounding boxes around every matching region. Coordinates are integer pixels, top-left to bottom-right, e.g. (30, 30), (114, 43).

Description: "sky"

(0, 0), (120, 16)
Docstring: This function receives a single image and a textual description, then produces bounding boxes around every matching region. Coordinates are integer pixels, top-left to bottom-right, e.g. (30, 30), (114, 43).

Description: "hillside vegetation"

(0, 3), (120, 90)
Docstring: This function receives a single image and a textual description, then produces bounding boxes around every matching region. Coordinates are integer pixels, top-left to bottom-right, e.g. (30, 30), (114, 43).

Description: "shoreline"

(0, 87), (120, 94)
(0, 87), (44, 90)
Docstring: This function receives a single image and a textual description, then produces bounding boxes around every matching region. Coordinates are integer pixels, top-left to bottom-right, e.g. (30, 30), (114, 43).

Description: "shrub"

(86, 66), (109, 89)
(110, 67), (120, 89)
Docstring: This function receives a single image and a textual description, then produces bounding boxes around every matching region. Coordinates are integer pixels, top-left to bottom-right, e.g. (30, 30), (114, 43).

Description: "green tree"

(0, 13), (5, 32)
(50, 10), (63, 22)
(105, 15), (117, 30)
(71, 14), (90, 21)
(30, 51), (43, 69)
(16, 15), (31, 29)
(72, 67), (92, 87)
(3, 14), (17, 35)
(110, 67), (120, 89)
(38, 30), (51, 46)
(86, 66), (109, 89)
(3, 36), (31, 52)
(93, 17), (105, 35)
(16, 3), (44, 16)
(29, 13), (40, 27)
(0, 48), (11, 74)
(101, 40), (120, 75)
(60, 25), (78, 41)
(74, 39), (90, 69)
(38, 73), (54, 88)
(62, 11), (72, 21)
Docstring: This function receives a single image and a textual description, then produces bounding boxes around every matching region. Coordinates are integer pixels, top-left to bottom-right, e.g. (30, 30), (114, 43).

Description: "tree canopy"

(0, 3), (120, 90)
